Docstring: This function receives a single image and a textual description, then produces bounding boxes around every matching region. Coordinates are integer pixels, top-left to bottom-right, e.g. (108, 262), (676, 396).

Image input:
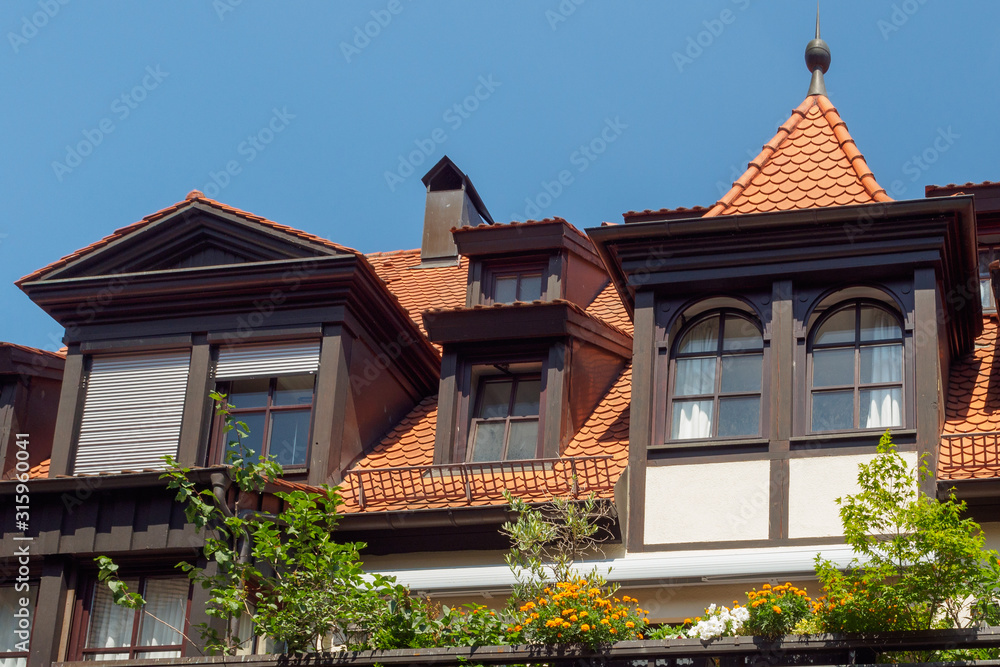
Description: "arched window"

(809, 301), (903, 432)
(669, 311), (764, 440)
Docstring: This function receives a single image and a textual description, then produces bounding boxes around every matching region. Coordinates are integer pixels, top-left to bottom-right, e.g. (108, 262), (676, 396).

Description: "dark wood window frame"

(453, 354), (549, 462)
(482, 259), (548, 305)
(210, 374), (316, 471)
(978, 245), (1000, 314)
(807, 299), (906, 434)
(467, 372), (543, 462)
(69, 572), (193, 661)
(663, 309), (768, 445)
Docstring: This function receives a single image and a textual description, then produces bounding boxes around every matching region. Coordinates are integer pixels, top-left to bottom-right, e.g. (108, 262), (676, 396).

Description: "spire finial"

(805, 4), (830, 96)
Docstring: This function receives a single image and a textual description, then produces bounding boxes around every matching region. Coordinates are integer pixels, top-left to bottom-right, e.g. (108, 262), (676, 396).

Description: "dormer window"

(211, 341), (319, 470)
(467, 364), (542, 462)
(486, 262), (546, 304)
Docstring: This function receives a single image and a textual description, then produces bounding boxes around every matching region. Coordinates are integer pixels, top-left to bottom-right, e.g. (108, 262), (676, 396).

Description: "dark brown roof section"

(623, 206), (710, 223)
(451, 218), (600, 263)
(0, 342), (65, 381)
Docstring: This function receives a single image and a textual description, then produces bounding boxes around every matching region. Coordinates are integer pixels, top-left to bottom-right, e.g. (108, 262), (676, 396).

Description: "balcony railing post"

(355, 472), (367, 510)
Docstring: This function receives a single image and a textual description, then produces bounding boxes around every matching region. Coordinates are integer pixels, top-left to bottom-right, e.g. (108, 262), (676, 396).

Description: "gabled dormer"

(18, 193), (440, 485)
(421, 217), (630, 467)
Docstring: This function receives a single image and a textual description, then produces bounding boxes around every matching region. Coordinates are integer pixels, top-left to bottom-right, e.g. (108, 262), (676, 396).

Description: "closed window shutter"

(215, 341), (320, 379)
(74, 352), (191, 475)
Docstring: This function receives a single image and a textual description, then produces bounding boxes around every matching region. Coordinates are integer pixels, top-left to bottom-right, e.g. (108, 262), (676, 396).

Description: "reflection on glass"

(270, 411), (310, 467)
(470, 422), (505, 462)
(718, 396), (760, 437)
(507, 420), (539, 459)
(723, 316), (763, 351)
(815, 309), (855, 345)
(519, 274), (543, 302)
(494, 277), (518, 303)
(813, 348), (854, 387)
(720, 354), (762, 393)
(812, 391), (853, 431)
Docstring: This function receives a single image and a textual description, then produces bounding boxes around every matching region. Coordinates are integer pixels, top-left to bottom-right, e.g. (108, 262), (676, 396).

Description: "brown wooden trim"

(205, 325), (322, 343)
(627, 290), (655, 552)
(453, 219), (602, 267)
(768, 458), (788, 540)
(312, 329), (351, 485)
(646, 438), (918, 466)
(913, 267), (940, 498)
(770, 281), (793, 452)
(48, 350), (85, 477)
(177, 342), (212, 467)
(543, 344), (563, 458)
(432, 352), (460, 465)
(641, 535), (849, 552)
(79, 334), (192, 354)
(28, 560), (70, 667)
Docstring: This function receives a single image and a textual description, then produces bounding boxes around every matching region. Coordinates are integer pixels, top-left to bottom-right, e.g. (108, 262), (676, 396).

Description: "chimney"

(419, 156), (494, 266)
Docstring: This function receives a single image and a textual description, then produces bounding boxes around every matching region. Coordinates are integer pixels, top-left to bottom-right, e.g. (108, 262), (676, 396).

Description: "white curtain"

(673, 400), (713, 439)
(1, 586), (33, 666)
(675, 358), (715, 395)
(138, 578), (187, 648)
(865, 388), (901, 428)
(88, 578), (137, 649)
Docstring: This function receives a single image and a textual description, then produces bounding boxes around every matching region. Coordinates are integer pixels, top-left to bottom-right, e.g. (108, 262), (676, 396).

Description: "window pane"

(269, 411), (311, 467)
(812, 391), (854, 431)
(226, 377), (269, 408)
(720, 354), (762, 393)
(476, 380), (512, 418)
(506, 420), (539, 460)
(678, 317), (719, 354)
(860, 344), (902, 384)
(815, 308), (856, 345)
(470, 422), (505, 462)
(671, 399), (713, 439)
(273, 375), (314, 406)
(860, 306), (900, 341)
(227, 413), (265, 462)
(138, 578), (187, 647)
(675, 358), (715, 396)
(813, 348), (854, 387)
(88, 577), (139, 649)
(718, 396), (760, 437)
(861, 388), (902, 428)
(518, 274), (543, 302)
(981, 279), (994, 310)
(86, 654), (130, 661)
(511, 380), (541, 417)
(722, 316), (763, 351)
(494, 276), (518, 303)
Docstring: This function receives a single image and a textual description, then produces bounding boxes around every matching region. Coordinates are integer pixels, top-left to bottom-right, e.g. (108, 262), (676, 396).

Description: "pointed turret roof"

(703, 13), (892, 218)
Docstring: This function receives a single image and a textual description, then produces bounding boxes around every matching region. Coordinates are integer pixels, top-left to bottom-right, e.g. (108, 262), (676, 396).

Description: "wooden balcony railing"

(939, 431), (1000, 479)
(347, 456), (615, 509)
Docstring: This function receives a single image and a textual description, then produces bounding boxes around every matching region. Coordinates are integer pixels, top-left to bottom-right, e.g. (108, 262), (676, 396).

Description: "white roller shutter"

(215, 341), (320, 379)
(74, 351), (191, 475)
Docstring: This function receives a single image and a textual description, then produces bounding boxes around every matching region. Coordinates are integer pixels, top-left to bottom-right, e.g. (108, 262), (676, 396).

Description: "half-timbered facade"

(2, 28), (999, 665)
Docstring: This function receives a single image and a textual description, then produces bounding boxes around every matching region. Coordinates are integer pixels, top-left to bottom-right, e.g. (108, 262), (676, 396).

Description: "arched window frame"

(664, 308), (767, 443)
(806, 299), (906, 433)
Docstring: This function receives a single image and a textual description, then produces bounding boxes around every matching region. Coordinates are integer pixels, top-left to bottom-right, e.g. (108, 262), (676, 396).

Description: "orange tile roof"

(17, 191), (359, 285)
(940, 317), (1000, 480)
(29, 458), (49, 479)
(704, 95), (892, 217)
(586, 282), (633, 336)
(365, 249), (469, 338)
(338, 366), (631, 512)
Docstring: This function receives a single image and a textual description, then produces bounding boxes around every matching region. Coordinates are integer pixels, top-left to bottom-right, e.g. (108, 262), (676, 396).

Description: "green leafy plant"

(813, 431), (1000, 638)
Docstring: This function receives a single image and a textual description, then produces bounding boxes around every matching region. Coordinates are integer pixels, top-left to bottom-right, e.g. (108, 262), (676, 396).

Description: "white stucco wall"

(787, 451), (918, 539)
(644, 460), (771, 544)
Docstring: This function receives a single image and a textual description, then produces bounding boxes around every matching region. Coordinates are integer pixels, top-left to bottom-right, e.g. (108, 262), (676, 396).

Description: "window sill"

(650, 437), (769, 452)
(790, 428), (916, 448)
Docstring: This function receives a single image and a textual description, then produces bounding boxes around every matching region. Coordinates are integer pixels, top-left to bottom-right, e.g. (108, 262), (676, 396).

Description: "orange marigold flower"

(684, 618), (692, 624)
(773, 606), (782, 614)
(580, 611), (588, 618)
(643, 618), (650, 624)
(600, 618), (610, 625)
(570, 615), (579, 622)
(609, 628), (617, 634)
(626, 621), (635, 628)
(581, 624), (590, 631)
(762, 584), (771, 590)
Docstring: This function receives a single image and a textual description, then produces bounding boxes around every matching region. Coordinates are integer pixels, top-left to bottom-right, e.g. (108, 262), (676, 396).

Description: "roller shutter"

(74, 351), (191, 475)
(214, 341), (320, 379)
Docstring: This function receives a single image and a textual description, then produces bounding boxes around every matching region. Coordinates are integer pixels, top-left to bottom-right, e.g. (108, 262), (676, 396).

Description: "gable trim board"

(73, 351), (191, 475)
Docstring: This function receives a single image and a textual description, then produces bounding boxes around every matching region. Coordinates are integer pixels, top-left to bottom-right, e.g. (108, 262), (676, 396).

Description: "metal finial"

(805, 4), (830, 96)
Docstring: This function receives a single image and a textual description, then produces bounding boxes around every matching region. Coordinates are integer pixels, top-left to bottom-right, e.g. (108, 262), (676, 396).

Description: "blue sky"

(2, 1), (998, 350)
